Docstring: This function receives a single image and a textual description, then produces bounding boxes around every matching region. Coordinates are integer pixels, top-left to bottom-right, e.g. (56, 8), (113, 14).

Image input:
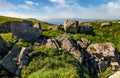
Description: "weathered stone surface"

(46, 38), (57, 48)
(60, 36), (83, 63)
(101, 22), (111, 27)
(0, 36), (9, 57)
(0, 22), (11, 33)
(79, 26), (93, 34)
(87, 43), (120, 71)
(0, 45), (32, 76)
(46, 38), (61, 50)
(11, 21), (42, 42)
(108, 71), (120, 78)
(80, 22), (93, 27)
(64, 20), (78, 33)
(77, 37), (91, 49)
(33, 22), (41, 29)
(23, 20), (33, 27)
(56, 34), (69, 43)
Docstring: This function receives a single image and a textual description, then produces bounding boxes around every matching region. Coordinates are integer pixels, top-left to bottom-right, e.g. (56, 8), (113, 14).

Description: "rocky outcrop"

(0, 22), (12, 33)
(46, 38), (61, 50)
(64, 20), (79, 33)
(87, 43), (120, 71)
(108, 71), (120, 78)
(79, 26), (93, 34)
(11, 21), (42, 43)
(23, 20), (33, 27)
(80, 22), (93, 27)
(33, 22), (41, 29)
(57, 34), (83, 63)
(101, 22), (111, 27)
(77, 37), (91, 49)
(0, 45), (32, 76)
(0, 36), (9, 57)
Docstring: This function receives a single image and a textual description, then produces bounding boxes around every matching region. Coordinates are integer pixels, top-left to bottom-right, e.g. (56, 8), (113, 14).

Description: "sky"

(0, 0), (120, 20)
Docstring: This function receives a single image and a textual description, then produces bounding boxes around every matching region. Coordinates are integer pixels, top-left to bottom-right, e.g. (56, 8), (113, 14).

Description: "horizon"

(0, 0), (120, 20)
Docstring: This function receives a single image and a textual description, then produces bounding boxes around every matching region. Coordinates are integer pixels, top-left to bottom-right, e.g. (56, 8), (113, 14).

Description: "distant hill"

(42, 18), (94, 25)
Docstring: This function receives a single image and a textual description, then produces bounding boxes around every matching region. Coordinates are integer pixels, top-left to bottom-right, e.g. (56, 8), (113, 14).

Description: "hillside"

(0, 16), (120, 78)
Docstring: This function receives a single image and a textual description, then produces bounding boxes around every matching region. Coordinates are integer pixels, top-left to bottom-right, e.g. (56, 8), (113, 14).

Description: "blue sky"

(0, 0), (120, 20)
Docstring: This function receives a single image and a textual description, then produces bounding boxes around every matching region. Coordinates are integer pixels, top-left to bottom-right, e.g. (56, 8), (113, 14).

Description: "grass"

(21, 46), (89, 78)
(1, 15), (120, 77)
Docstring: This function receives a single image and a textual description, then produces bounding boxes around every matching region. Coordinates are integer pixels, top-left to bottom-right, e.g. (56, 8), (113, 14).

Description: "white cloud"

(0, 0), (16, 11)
(0, 11), (39, 19)
(50, 0), (66, 6)
(25, 1), (39, 5)
(18, 5), (30, 10)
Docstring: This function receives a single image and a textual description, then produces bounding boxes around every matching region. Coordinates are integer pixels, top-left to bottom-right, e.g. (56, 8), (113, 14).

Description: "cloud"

(0, 0), (16, 11)
(0, 11), (39, 18)
(18, 5), (30, 10)
(25, 1), (39, 5)
(50, 0), (66, 6)
(47, 0), (120, 19)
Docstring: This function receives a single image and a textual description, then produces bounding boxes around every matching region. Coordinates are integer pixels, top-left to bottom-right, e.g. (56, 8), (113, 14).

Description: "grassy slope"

(0, 16), (120, 78)
(0, 16), (89, 78)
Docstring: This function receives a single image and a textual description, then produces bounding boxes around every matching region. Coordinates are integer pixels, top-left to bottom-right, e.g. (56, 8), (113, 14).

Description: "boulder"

(11, 21), (42, 42)
(0, 45), (32, 76)
(0, 22), (11, 33)
(33, 22), (41, 29)
(59, 35), (83, 63)
(46, 38), (61, 50)
(64, 20), (78, 33)
(46, 38), (57, 48)
(79, 22), (93, 27)
(101, 22), (111, 27)
(77, 37), (91, 49)
(108, 71), (120, 78)
(0, 36), (9, 57)
(86, 43), (120, 71)
(79, 26), (93, 34)
(23, 20), (33, 27)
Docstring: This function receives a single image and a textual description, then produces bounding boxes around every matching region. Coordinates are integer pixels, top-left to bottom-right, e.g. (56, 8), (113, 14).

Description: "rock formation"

(101, 22), (111, 27)
(64, 20), (79, 33)
(87, 43), (120, 71)
(79, 26), (93, 34)
(11, 20), (42, 43)
(0, 45), (32, 76)
(0, 36), (9, 57)
(0, 22), (12, 33)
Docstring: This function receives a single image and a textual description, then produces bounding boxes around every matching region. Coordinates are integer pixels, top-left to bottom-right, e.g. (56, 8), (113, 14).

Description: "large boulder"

(11, 21), (42, 42)
(108, 71), (120, 78)
(79, 22), (93, 27)
(79, 26), (93, 34)
(64, 20), (79, 33)
(57, 34), (83, 63)
(101, 22), (111, 27)
(46, 38), (61, 50)
(87, 43), (120, 71)
(77, 37), (91, 49)
(23, 20), (33, 27)
(0, 36), (9, 57)
(33, 22), (41, 29)
(0, 45), (32, 76)
(0, 22), (11, 33)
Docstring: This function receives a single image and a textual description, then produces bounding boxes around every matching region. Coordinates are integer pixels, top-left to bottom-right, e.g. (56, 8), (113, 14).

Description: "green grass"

(21, 46), (89, 78)
(0, 16), (22, 24)
(1, 15), (120, 77)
